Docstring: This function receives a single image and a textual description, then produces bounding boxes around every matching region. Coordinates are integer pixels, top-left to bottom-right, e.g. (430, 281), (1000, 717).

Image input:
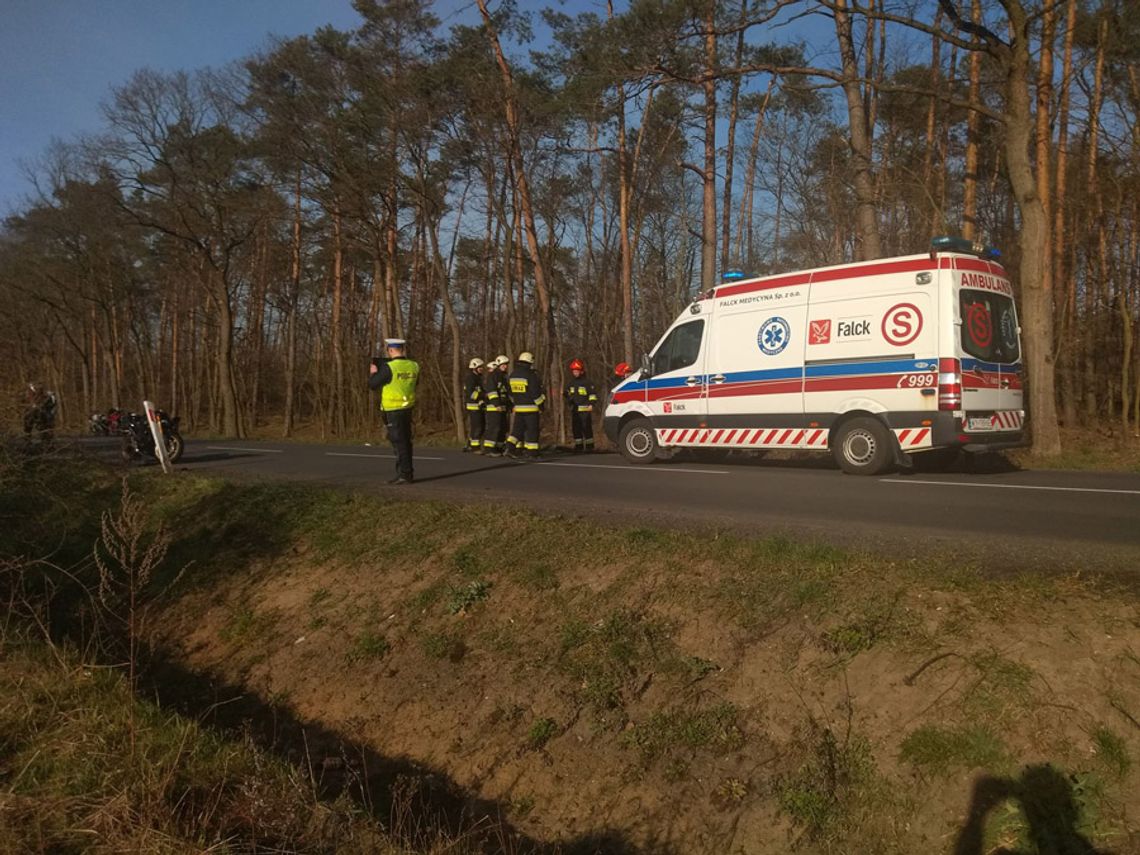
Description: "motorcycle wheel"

(165, 431), (184, 463)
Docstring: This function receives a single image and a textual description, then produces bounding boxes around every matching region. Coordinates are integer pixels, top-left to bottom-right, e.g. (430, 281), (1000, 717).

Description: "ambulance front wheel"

(618, 419), (659, 464)
(832, 417), (894, 476)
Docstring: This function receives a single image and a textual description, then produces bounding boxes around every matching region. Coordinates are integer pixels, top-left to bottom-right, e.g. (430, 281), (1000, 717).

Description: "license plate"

(967, 416), (993, 431)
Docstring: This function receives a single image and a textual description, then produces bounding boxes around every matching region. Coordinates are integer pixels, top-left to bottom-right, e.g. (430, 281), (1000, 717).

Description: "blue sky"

(0, 0), (374, 215)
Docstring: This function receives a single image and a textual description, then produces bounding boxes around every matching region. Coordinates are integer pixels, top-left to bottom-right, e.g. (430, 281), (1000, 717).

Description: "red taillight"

(938, 357), (961, 411)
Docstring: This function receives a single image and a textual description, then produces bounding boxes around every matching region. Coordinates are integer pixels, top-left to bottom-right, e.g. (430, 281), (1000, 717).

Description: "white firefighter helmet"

(495, 354), (509, 367)
(469, 357), (485, 370)
(517, 351), (534, 364)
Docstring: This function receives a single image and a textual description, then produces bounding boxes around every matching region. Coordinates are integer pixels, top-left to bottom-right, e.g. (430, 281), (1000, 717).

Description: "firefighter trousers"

(570, 410), (594, 451)
(467, 409), (485, 450)
(483, 410), (505, 450)
(507, 411), (540, 454)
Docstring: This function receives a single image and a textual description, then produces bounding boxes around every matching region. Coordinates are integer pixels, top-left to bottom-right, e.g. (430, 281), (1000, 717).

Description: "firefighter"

(506, 351), (544, 459)
(564, 358), (598, 452)
(482, 355), (511, 455)
(463, 357), (487, 453)
(368, 338), (419, 484)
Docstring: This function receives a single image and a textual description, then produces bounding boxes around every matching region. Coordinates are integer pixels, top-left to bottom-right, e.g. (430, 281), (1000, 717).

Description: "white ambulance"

(603, 237), (1026, 475)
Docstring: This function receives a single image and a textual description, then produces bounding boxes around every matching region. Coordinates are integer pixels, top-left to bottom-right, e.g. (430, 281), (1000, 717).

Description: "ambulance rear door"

(955, 260), (1024, 431)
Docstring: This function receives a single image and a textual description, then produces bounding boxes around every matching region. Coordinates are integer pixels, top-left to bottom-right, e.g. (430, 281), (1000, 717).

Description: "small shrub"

(900, 724), (1006, 774)
(451, 545), (484, 577)
(622, 702), (743, 764)
(1091, 726), (1131, 779)
(527, 717), (558, 750)
(422, 631), (467, 662)
(447, 579), (491, 614)
(557, 610), (675, 714)
(219, 606), (273, 642)
(347, 630), (390, 663)
(309, 587), (332, 607)
(714, 777), (749, 806)
(775, 722), (876, 838)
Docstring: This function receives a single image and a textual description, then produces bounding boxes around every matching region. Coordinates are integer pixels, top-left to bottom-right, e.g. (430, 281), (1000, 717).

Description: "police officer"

(482, 355), (511, 455)
(564, 358), (598, 452)
(368, 338), (420, 484)
(464, 358), (487, 453)
(506, 351), (544, 459)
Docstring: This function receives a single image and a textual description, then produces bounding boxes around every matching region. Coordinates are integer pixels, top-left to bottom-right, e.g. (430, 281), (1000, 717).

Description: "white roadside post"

(144, 400), (173, 474)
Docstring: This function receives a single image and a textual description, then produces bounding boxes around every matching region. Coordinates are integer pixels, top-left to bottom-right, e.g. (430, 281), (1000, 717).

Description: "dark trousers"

(467, 409), (485, 449)
(484, 409), (505, 449)
(508, 411), (540, 453)
(385, 408), (414, 479)
(570, 409), (594, 450)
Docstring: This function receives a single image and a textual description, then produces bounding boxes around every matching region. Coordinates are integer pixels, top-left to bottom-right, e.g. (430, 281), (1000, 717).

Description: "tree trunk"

(608, 0), (635, 365)
(213, 272), (242, 438)
(1003, 0), (1060, 455)
(962, 0), (982, 240)
(1054, 0), (1078, 428)
(330, 204), (346, 436)
(283, 174), (302, 438)
(700, 1), (718, 292)
(476, 0), (558, 408)
(1034, 0), (1055, 319)
(721, 1), (747, 271)
(834, 0), (881, 260)
(1084, 14), (1108, 424)
(736, 81), (774, 264)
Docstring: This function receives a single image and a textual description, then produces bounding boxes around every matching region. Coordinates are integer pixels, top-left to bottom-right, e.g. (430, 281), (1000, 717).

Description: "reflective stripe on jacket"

(464, 372), (485, 411)
(508, 365), (545, 413)
(564, 380), (598, 413)
(484, 372), (510, 412)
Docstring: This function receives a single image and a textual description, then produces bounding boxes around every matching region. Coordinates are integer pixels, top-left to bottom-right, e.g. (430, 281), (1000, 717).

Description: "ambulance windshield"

(651, 319), (704, 375)
(959, 289), (1020, 364)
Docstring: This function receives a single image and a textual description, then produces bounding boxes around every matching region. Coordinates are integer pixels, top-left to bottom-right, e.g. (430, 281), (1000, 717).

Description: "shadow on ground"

(144, 656), (655, 855)
(954, 765), (1109, 855)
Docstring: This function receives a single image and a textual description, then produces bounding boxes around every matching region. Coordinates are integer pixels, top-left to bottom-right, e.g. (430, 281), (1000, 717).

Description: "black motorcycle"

(120, 410), (184, 465)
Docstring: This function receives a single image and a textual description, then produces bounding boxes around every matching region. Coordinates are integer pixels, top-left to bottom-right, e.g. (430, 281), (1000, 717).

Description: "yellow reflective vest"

(381, 357), (420, 411)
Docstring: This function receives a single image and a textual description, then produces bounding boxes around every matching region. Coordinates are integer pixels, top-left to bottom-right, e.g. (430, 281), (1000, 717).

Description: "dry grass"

(2, 450), (1139, 853)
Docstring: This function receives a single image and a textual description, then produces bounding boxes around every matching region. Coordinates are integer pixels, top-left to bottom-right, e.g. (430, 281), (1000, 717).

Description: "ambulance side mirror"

(640, 353), (652, 378)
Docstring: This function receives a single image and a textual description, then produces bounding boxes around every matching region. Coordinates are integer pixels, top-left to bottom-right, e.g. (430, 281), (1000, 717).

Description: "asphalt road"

(80, 437), (1140, 574)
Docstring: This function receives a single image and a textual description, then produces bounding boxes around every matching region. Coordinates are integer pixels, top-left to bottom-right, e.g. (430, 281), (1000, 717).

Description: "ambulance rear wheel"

(618, 419), (659, 464)
(832, 417), (894, 476)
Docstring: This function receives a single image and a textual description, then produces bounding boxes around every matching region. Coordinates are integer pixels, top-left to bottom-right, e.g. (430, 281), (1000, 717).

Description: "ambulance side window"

(651, 319), (705, 375)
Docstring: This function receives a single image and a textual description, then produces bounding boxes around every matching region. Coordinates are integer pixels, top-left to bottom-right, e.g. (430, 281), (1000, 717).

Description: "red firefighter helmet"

(569, 358), (584, 372)
(614, 362), (631, 377)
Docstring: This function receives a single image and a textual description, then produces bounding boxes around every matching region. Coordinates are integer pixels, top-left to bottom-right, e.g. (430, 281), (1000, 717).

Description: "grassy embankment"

(1, 447), (1139, 853)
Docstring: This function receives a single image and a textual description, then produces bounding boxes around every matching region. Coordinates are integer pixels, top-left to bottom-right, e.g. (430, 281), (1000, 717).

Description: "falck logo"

(809, 319), (831, 345)
(663, 402), (673, 413)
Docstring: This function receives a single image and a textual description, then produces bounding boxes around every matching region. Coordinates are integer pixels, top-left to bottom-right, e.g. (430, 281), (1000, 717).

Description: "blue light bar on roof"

(722, 270), (746, 282)
(931, 235), (1001, 260)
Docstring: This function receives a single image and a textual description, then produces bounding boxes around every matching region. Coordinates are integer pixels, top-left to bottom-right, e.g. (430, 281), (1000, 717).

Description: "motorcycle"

(119, 409), (185, 465)
(89, 408), (126, 436)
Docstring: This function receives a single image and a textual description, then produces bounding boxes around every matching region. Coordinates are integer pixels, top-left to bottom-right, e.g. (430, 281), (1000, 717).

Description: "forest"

(1, 0), (1137, 453)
